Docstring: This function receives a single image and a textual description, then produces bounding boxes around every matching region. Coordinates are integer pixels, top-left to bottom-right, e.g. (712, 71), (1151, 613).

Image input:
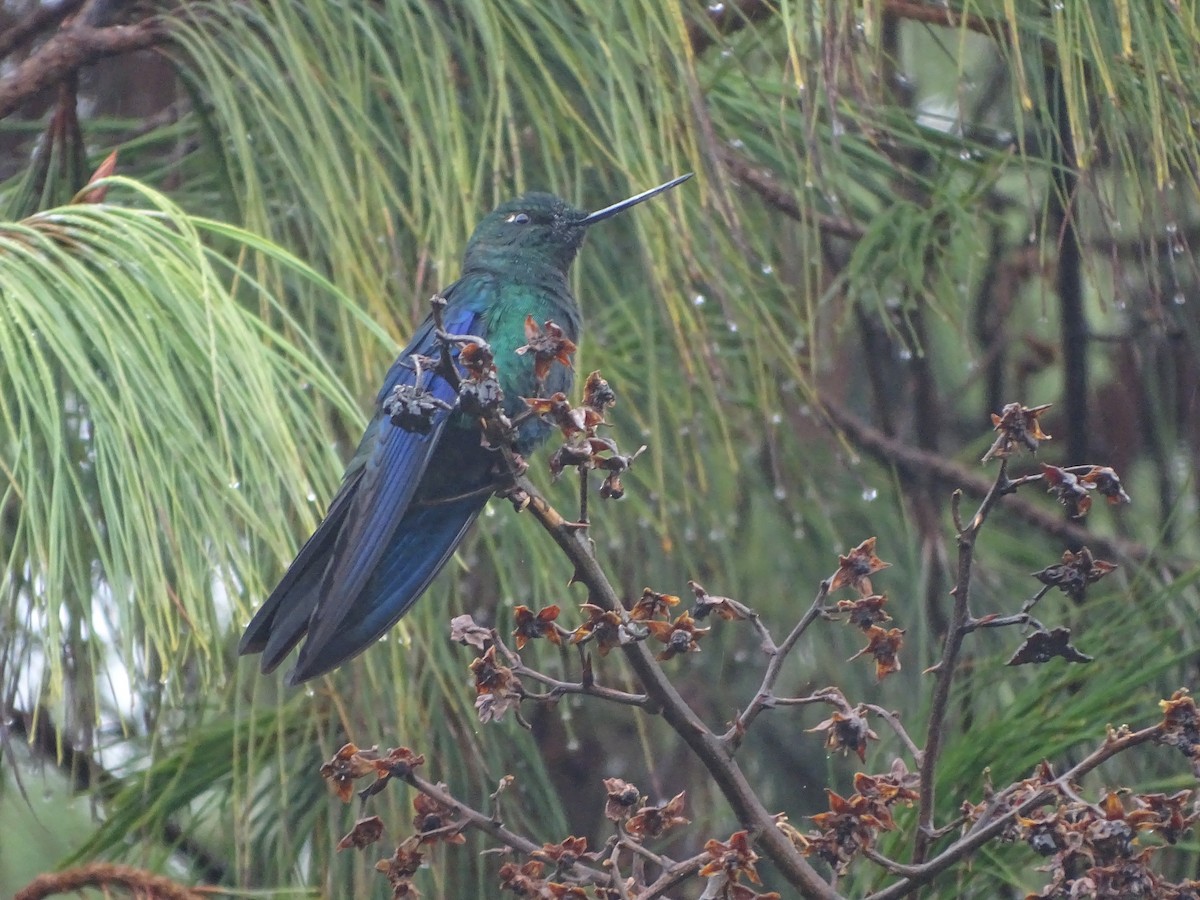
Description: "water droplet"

(862, 487), (878, 502)
(1172, 240), (1185, 256)
(708, 1), (725, 12)
(770, 412), (782, 425)
(306, 489), (318, 502)
(897, 347), (913, 361)
(1174, 292), (1187, 305)
(760, 262), (774, 275)
(1166, 222), (1179, 235)
(566, 737), (581, 752)
(773, 485), (787, 501)
(728, 137), (745, 149)
(726, 320), (739, 333)
(959, 150), (972, 161)
(1115, 299), (1127, 310)
(228, 480), (241, 490)
(720, 48), (733, 58)
(693, 293), (706, 307)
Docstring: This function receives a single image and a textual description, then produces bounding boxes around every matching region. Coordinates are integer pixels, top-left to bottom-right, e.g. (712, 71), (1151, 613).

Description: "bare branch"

(0, 18), (167, 119)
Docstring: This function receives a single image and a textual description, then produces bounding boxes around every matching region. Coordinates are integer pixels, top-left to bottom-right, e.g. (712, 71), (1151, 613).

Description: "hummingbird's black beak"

(580, 173), (693, 226)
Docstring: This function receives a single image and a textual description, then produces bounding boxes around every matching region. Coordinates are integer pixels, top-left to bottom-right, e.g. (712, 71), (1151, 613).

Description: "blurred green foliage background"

(2, 1), (1198, 896)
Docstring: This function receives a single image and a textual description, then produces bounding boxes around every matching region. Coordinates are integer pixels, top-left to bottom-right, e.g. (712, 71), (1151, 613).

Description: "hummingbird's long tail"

(288, 489), (487, 683)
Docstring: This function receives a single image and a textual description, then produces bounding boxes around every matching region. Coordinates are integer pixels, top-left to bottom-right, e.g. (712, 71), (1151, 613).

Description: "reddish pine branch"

(14, 863), (201, 900)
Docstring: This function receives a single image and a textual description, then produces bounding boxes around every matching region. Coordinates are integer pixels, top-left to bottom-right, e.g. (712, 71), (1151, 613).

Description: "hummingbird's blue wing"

(239, 297), (493, 682)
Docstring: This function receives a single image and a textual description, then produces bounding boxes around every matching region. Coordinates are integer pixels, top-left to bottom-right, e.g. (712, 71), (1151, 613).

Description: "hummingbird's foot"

(497, 484), (531, 512)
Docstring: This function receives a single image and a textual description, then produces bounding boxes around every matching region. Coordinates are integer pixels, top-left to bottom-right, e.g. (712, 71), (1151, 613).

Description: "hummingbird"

(239, 174), (692, 684)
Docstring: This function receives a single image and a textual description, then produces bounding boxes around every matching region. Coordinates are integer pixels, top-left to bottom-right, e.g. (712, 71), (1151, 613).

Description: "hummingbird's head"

(464, 192), (590, 274)
(462, 174), (693, 278)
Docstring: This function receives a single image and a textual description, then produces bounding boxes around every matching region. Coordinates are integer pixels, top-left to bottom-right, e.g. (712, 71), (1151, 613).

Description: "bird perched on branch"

(239, 174), (691, 684)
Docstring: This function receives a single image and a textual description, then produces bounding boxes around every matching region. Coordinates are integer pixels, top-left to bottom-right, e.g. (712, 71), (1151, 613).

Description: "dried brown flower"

(1033, 547), (1117, 604)
(982, 402), (1051, 462)
(1006, 627), (1093, 666)
(602, 778), (641, 822)
(412, 789), (466, 844)
(1160, 689), (1200, 776)
(1040, 464), (1093, 518)
(688, 580), (751, 621)
(571, 603), (636, 656)
(829, 538), (891, 594)
(449, 613), (491, 650)
(699, 830), (763, 885)
(512, 604), (562, 649)
(836, 594), (892, 631)
(630, 588), (680, 621)
(516, 316), (577, 381)
(470, 646), (521, 723)
(337, 815), (384, 852)
(849, 625), (905, 680)
(644, 611), (710, 660)
(807, 709), (879, 763)
(625, 791), (689, 840)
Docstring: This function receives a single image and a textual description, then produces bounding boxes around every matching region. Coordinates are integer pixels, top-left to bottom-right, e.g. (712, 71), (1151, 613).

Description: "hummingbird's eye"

(505, 212), (531, 225)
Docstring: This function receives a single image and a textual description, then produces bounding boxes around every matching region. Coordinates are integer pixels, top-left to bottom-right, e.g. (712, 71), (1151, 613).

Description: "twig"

(403, 772), (609, 883)
(724, 582), (830, 749)
(861, 704), (923, 763)
(515, 666), (651, 708)
(719, 145), (865, 240)
(912, 462), (1012, 862)
(635, 850), (710, 899)
(0, 19), (167, 119)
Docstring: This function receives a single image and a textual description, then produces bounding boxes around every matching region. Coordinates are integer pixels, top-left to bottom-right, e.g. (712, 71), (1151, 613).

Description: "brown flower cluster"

(456, 340), (504, 419)
(630, 586), (713, 660)
(1018, 787), (1200, 899)
(320, 743), (426, 803)
(1159, 689), (1200, 777)
(471, 645), (522, 722)
(525, 371), (641, 497)
(1040, 464), (1131, 519)
(829, 539), (904, 680)
(793, 762), (919, 874)
(570, 603), (639, 656)
(601, 778), (690, 840)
